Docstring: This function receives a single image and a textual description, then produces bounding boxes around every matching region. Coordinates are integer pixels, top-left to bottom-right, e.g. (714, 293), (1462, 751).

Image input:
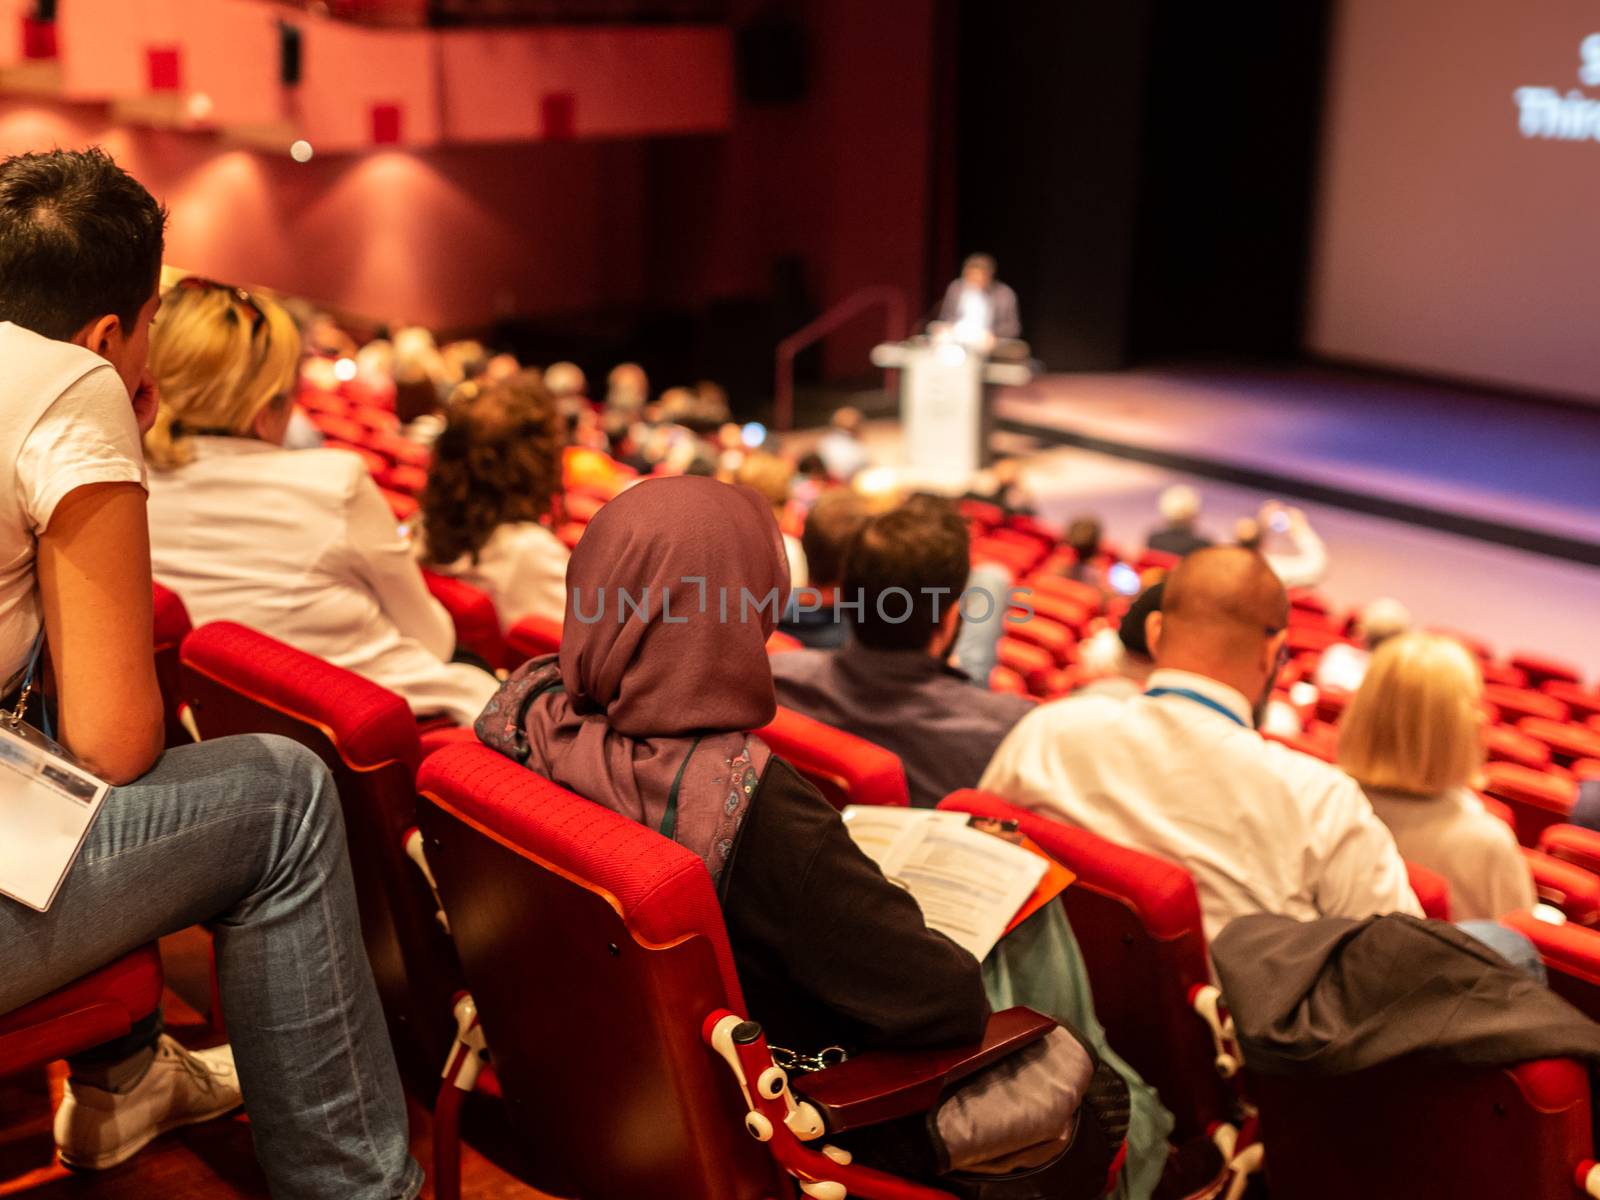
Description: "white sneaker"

(55, 1035), (243, 1170)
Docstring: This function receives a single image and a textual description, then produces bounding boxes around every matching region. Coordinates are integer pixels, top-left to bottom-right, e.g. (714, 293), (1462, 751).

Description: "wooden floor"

(0, 934), (556, 1200)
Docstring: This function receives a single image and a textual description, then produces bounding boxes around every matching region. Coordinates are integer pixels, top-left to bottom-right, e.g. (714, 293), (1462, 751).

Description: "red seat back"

(179, 622), (457, 1081)
(1504, 909), (1600, 1024)
(756, 706), (910, 810)
(1484, 684), (1570, 725)
(417, 742), (780, 1200)
(1510, 653), (1583, 689)
(1543, 681), (1600, 724)
(1404, 861), (1452, 920)
(1519, 717), (1600, 768)
(1250, 1057), (1592, 1200)
(939, 790), (1224, 1140)
(0, 944), (164, 1076)
(1484, 764), (1578, 847)
(151, 582), (193, 748)
(420, 569), (506, 671)
(506, 614), (563, 665)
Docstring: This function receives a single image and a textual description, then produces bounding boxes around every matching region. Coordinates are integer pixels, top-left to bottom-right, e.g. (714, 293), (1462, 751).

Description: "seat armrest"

(1524, 847), (1600, 926)
(795, 1006), (1055, 1133)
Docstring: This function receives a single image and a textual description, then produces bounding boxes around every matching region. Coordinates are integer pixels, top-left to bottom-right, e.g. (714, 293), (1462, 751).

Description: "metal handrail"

(773, 285), (909, 431)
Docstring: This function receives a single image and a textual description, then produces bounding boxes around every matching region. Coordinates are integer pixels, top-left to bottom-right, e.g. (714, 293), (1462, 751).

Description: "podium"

(871, 339), (1034, 488)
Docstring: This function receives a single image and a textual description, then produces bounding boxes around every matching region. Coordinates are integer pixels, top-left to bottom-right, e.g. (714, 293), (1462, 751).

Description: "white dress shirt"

(978, 668), (1421, 945)
(147, 437), (499, 725)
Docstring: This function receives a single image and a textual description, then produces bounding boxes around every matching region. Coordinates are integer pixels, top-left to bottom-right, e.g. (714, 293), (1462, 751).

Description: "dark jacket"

(1145, 525), (1212, 558)
(771, 645), (1037, 809)
(721, 757), (990, 1056)
(939, 280), (1021, 340)
(1212, 912), (1600, 1077)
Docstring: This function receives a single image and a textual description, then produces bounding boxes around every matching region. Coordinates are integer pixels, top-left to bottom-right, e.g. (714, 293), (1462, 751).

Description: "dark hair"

(1066, 516), (1102, 560)
(843, 496), (969, 652)
(0, 148), (166, 340)
(801, 488), (870, 588)
(419, 378), (564, 566)
(797, 452), (827, 478)
(1118, 581), (1165, 658)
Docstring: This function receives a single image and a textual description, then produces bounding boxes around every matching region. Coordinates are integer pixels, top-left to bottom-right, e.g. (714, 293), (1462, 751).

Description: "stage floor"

(994, 366), (1600, 563)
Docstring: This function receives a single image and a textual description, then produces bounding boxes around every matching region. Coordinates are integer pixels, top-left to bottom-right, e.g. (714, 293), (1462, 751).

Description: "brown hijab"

(476, 475), (790, 882)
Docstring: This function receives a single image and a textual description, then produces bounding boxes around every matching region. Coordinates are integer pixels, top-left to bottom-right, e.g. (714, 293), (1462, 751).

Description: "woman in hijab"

(477, 476), (1149, 1196)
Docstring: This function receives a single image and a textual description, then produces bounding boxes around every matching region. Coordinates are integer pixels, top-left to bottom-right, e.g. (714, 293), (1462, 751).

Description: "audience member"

(772, 499), (1035, 808)
(791, 451), (831, 513)
(144, 279), (498, 725)
(1075, 582), (1162, 699)
(980, 546), (1421, 943)
(1338, 633), (1532, 921)
(440, 338), (488, 384)
(417, 376), (570, 631)
(1315, 596), (1412, 695)
(965, 457), (1038, 518)
(475, 476), (1144, 1196)
(605, 361), (649, 414)
(736, 451), (808, 587)
(1062, 515), (1107, 588)
(780, 488), (870, 648)
(0, 147), (419, 1196)
(1236, 501), (1328, 589)
(393, 324), (447, 439)
(818, 405), (870, 481)
(544, 360), (587, 404)
(1145, 485), (1211, 557)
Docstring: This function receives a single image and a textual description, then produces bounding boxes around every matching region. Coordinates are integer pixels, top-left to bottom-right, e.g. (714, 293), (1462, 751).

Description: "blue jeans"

(0, 735), (422, 1200)
(953, 562), (1013, 688)
(1457, 920), (1547, 984)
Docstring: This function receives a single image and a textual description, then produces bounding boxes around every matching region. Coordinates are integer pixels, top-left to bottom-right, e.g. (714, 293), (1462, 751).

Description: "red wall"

(0, 96), (647, 331)
(645, 0), (937, 375)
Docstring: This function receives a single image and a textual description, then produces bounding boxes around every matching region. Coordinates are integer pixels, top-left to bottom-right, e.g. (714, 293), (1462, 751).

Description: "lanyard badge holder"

(0, 634), (109, 912)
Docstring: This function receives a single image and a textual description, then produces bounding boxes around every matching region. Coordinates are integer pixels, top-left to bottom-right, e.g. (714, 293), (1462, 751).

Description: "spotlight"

(186, 92), (214, 121)
(290, 139), (314, 163)
(333, 357), (358, 382)
(740, 421), (767, 448)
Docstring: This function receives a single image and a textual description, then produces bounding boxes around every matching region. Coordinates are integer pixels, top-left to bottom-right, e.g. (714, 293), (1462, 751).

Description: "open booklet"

(840, 806), (1074, 961)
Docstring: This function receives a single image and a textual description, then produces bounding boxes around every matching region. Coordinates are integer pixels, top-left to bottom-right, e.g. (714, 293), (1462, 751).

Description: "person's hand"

(131, 370), (160, 436)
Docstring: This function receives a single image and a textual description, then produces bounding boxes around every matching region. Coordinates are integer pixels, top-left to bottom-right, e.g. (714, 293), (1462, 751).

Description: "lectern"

(871, 339), (1033, 488)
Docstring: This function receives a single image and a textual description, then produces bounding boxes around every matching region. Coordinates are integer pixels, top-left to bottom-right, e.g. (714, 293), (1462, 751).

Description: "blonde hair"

(1337, 632), (1484, 796)
(737, 451), (794, 510)
(145, 281), (301, 470)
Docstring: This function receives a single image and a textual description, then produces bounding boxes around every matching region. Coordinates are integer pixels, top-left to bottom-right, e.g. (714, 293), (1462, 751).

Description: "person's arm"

(1477, 821), (1537, 919)
(1261, 505), (1328, 590)
(992, 286), (1021, 340)
(341, 472), (455, 659)
(731, 760), (990, 1050)
(35, 483), (164, 784)
(1310, 774), (1424, 919)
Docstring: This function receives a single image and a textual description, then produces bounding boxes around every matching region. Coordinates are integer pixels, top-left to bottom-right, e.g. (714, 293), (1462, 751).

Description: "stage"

(993, 366), (1600, 567)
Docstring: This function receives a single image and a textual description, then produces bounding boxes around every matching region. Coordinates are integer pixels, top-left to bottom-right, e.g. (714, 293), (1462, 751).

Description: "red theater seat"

(1023, 591), (1094, 634)
(938, 791), (1235, 1143)
(1405, 861), (1451, 920)
(376, 462), (429, 496)
(1544, 681), (1600, 724)
(756, 706), (910, 810)
(1483, 764), (1578, 846)
(180, 623), (460, 1081)
(1003, 610), (1077, 667)
(1502, 911), (1600, 1026)
(152, 582), (194, 748)
(1539, 825), (1600, 880)
(1483, 684), (1569, 725)
(1480, 660), (1531, 689)
(505, 614), (562, 665)
(1027, 573), (1104, 614)
(0, 945), (164, 1078)
(379, 487), (419, 522)
(311, 413), (367, 444)
(420, 570), (506, 671)
(416, 742), (1063, 1200)
(1519, 718), (1600, 768)
(997, 636), (1056, 695)
(1484, 723), (1554, 771)
(1248, 1056), (1594, 1200)
(323, 440), (390, 477)
(1511, 653), (1583, 689)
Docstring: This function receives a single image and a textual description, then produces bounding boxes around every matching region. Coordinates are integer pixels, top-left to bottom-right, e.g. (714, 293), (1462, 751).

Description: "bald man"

(979, 547), (1421, 945)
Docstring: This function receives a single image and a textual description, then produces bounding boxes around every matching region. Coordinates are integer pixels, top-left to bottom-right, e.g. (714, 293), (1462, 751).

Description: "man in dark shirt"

(1145, 483), (1213, 558)
(771, 497), (1036, 809)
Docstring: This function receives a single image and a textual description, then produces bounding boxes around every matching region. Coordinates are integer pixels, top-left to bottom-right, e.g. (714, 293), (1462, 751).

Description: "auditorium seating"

(1484, 764), (1579, 846)
(420, 569), (507, 670)
(0, 945), (164, 1078)
(152, 582), (195, 748)
(757, 705), (911, 809)
(180, 622), (463, 1083)
(1247, 1057), (1596, 1200)
(1502, 910), (1600, 1025)
(416, 741), (1071, 1200)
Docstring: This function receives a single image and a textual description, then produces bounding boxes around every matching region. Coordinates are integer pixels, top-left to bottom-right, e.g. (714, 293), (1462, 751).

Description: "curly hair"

(419, 376), (564, 567)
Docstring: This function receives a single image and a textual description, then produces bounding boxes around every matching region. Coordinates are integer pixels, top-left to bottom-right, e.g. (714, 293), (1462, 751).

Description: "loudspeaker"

(736, 14), (808, 106)
(278, 21), (302, 87)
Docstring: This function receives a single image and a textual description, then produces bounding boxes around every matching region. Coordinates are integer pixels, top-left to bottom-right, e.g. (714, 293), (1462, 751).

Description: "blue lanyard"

(1145, 686), (1249, 729)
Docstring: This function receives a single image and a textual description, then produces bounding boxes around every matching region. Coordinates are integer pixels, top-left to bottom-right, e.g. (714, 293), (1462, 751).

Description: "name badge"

(0, 719), (109, 912)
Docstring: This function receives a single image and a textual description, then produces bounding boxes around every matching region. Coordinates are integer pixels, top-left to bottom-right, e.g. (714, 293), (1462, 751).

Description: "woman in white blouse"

(144, 278), (497, 725)
(415, 376), (570, 630)
(1338, 632), (1534, 921)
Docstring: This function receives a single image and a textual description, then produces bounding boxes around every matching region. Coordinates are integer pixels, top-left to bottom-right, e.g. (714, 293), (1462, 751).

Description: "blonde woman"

(144, 278), (497, 725)
(1338, 632), (1533, 920)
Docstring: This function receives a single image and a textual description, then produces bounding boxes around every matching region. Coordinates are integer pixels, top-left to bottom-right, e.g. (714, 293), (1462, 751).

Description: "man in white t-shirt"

(979, 546), (1422, 945)
(0, 149), (419, 1195)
